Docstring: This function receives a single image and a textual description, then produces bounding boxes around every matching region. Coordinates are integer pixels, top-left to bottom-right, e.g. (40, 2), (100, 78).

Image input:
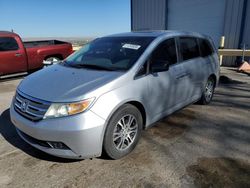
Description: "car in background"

(10, 31), (219, 159)
(0, 31), (73, 78)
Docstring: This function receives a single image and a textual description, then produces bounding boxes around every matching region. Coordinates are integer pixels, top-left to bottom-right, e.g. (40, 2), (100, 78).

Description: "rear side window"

(179, 37), (199, 61)
(199, 38), (214, 57)
(0, 37), (19, 51)
(152, 38), (177, 65)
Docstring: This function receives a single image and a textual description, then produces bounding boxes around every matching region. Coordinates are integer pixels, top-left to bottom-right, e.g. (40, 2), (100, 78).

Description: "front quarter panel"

(90, 75), (151, 128)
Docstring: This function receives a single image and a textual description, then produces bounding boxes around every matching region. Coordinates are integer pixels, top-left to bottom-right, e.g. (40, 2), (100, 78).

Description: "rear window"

(0, 37), (19, 51)
(199, 38), (214, 57)
(179, 37), (200, 61)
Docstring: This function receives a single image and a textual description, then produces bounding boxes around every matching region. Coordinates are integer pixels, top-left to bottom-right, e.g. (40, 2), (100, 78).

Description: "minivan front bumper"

(10, 103), (106, 159)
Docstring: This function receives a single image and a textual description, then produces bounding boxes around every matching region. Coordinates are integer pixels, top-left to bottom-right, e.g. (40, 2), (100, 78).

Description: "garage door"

(167, 0), (226, 47)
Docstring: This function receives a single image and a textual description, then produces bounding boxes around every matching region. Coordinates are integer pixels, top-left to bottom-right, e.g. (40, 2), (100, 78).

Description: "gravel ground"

(0, 67), (249, 188)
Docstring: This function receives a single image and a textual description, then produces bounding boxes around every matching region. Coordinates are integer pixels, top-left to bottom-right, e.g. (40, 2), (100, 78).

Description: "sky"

(0, 0), (130, 38)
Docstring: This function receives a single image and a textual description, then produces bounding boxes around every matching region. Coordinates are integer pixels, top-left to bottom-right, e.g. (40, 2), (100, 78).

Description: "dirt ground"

(0, 67), (249, 188)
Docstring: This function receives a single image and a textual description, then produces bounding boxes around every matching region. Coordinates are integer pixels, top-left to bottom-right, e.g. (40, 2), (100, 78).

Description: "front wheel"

(103, 104), (143, 159)
(198, 77), (215, 105)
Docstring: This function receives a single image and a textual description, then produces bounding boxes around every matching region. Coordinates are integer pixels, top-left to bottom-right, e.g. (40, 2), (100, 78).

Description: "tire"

(198, 77), (215, 105)
(45, 57), (61, 62)
(103, 104), (143, 159)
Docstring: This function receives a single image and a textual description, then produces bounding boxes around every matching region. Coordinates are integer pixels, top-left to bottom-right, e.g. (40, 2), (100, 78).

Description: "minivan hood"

(18, 64), (124, 102)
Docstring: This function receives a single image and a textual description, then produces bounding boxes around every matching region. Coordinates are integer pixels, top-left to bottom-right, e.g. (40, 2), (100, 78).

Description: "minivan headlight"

(44, 98), (94, 119)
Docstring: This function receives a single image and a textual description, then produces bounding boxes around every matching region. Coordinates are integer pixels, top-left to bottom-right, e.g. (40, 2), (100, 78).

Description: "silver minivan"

(10, 31), (219, 159)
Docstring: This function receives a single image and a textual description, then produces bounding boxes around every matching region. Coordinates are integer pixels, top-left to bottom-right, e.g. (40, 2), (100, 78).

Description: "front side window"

(150, 38), (177, 72)
(179, 37), (200, 61)
(151, 38), (177, 65)
(0, 37), (19, 51)
(64, 36), (154, 71)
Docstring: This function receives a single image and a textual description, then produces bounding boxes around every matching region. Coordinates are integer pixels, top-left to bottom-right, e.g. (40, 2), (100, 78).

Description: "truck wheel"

(43, 57), (61, 67)
(198, 77), (215, 105)
(103, 104), (143, 159)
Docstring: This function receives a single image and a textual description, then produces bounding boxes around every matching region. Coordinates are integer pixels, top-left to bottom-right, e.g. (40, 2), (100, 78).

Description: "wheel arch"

(125, 101), (147, 129)
(208, 73), (217, 87)
(44, 54), (63, 61)
(102, 99), (147, 135)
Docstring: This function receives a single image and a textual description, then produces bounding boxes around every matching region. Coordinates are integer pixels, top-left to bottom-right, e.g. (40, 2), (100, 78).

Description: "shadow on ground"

(186, 157), (250, 188)
(0, 75), (26, 83)
(219, 75), (246, 85)
(145, 108), (193, 139)
(212, 83), (250, 110)
(0, 109), (79, 163)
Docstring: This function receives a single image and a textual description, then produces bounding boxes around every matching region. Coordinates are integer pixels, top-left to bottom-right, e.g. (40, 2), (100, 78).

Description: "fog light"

(47, 142), (69, 149)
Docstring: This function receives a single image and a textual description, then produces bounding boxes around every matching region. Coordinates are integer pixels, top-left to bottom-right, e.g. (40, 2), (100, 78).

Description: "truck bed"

(0, 31), (73, 76)
(23, 40), (70, 48)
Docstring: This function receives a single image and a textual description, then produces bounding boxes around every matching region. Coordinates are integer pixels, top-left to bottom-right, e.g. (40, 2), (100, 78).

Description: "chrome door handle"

(15, 53), (22, 57)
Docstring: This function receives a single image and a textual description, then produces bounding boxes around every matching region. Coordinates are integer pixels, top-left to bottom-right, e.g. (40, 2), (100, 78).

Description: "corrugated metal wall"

(131, 0), (248, 66)
(223, 0), (246, 66)
(223, 0), (245, 48)
(242, 0), (250, 50)
(167, 0), (226, 48)
(131, 0), (166, 31)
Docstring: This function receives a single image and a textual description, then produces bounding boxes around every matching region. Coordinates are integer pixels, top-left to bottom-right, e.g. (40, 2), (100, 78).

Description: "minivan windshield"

(63, 36), (154, 71)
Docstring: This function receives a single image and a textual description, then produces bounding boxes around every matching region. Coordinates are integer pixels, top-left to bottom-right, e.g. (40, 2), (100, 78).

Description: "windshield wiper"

(70, 64), (115, 71)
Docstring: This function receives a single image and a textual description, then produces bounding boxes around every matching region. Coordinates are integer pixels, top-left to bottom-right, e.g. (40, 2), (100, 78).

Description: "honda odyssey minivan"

(10, 31), (219, 159)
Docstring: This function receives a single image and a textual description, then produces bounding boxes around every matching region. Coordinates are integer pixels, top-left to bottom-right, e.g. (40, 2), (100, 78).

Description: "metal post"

(242, 43), (245, 63)
(219, 36), (225, 66)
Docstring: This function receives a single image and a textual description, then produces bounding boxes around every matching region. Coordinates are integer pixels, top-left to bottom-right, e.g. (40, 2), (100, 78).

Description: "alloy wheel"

(112, 114), (138, 151)
(205, 79), (214, 102)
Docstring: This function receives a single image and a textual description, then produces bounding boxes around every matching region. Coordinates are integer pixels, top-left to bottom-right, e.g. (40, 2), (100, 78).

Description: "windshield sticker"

(122, 44), (141, 50)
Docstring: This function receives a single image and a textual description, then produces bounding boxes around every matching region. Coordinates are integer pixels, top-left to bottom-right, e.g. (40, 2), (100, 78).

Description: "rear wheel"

(199, 77), (215, 105)
(43, 57), (61, 67)
(103, 104), (143, 159)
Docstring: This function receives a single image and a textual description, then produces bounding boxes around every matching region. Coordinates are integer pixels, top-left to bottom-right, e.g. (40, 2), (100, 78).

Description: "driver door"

(147, 38), (180, 121)
(0, 37), (26, 75)
(148, 38), (189, 120)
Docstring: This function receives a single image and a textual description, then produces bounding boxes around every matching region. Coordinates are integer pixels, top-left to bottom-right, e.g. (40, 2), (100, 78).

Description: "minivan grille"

(14, 91), (51, 121)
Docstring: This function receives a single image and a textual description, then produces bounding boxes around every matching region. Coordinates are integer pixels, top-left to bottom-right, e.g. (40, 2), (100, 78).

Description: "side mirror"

(150, 60), (169, 73)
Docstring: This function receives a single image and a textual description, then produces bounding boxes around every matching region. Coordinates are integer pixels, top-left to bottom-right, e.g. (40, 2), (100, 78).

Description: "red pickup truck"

(0, 31), (73, 78)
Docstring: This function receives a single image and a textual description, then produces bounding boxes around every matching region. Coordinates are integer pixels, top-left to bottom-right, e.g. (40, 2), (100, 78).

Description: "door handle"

(176, 72), (190, 79)
(15, 53), (22, 57)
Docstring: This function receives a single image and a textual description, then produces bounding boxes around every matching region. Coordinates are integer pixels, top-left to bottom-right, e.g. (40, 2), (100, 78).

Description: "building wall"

(223, 0), (246, 66)
(167, 0), (226, 48)
(223, 0), (244, 48)
(131, 0), (166, 31)
(242, 0), (250, 49)
(131, 0), (248, 66)
(241, 0), (250, 62)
